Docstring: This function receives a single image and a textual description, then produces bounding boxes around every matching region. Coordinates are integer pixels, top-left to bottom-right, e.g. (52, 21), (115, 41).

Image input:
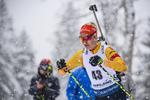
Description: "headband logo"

(81, 28), (91, 32)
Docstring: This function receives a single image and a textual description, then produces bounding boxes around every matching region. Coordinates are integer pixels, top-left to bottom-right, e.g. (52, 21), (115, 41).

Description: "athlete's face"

(80, 32), (98, 51)
(40, 69), (48, 75)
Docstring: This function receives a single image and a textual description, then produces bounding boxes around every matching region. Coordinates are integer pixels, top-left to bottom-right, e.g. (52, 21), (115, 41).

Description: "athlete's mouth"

(84, 45), (89, 47)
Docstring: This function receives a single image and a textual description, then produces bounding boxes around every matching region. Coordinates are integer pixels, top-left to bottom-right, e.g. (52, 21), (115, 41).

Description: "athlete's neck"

(89, 42), (100, 54)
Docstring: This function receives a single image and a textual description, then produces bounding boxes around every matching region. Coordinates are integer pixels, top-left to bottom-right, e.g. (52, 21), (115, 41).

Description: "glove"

(56, 59), (66, 69)
(89, 55), (103, 66)
(37, 82), (44, 89)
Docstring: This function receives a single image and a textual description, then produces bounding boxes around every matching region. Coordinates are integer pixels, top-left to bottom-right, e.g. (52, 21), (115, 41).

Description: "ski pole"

(89, 4), (135, 100)
(57, 67), (92, 100)
(98, 64), (135, 100)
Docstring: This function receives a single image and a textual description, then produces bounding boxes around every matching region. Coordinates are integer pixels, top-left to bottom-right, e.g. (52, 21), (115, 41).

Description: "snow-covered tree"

(0, 0), (35, 99)
(12, 31), (35, 100)
(99, 0), (122, 47)
(99, 0), (136, 74)
(0, 0), (21, 99)
(135, 18), (150, 100)
(121, 0), (136, 74)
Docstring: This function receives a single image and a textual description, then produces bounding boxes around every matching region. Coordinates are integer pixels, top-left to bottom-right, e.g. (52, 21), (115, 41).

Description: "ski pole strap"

(36, 95), (41, 99)
(99, 65), (135, 100)
(57, 67), (92, 100)
(97, 58), (103, 65)
(36, 95), (44, 100)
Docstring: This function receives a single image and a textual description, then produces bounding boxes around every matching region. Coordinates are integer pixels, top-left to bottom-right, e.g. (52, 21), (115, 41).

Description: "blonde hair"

(85, 22), (97, 29)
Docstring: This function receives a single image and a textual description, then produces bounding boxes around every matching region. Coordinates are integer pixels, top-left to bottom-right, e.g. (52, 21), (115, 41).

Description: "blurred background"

(0, 0), (150, 100)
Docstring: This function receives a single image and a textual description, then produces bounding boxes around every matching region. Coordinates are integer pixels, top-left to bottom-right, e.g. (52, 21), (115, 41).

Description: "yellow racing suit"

(58, 42), (127, 75)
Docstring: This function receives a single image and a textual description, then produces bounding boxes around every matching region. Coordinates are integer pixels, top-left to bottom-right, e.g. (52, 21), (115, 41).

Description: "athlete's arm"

(103, 46), (127, 72)
(58, 49), (84, 75)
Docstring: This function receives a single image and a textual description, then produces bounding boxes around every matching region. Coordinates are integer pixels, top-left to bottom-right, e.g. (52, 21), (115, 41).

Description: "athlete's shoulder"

(73, 49), (84, 57)
(76, 48), (84, 54)
(105, 46), (115, 52)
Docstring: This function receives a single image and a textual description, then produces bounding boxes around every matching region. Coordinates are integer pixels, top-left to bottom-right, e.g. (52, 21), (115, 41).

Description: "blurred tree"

(0, 0), (21, 99)
(99, 0), (136, 74)
(0, 0), (35, 100)
(135, 18), (150, 100)
(100, 0), (122, 46)
(122, 0), (136, 74)
(12, 31), (35, 100)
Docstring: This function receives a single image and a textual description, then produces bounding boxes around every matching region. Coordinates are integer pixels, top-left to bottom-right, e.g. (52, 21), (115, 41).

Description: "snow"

(1, 0), (150, 100)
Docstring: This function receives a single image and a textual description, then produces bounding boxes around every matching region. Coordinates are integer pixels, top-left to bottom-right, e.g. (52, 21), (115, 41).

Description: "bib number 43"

(92, 70), (103, 80)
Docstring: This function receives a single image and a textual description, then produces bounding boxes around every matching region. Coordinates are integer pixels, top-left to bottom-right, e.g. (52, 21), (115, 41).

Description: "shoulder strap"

(100, 41), (106, 58)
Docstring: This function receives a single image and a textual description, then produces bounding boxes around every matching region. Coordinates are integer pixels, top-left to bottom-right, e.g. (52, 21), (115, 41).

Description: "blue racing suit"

(66, 67), (95, 100)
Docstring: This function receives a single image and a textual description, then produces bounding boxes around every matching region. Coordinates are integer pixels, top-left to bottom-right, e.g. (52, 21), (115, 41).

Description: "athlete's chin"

(85, 46), (91, 50)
